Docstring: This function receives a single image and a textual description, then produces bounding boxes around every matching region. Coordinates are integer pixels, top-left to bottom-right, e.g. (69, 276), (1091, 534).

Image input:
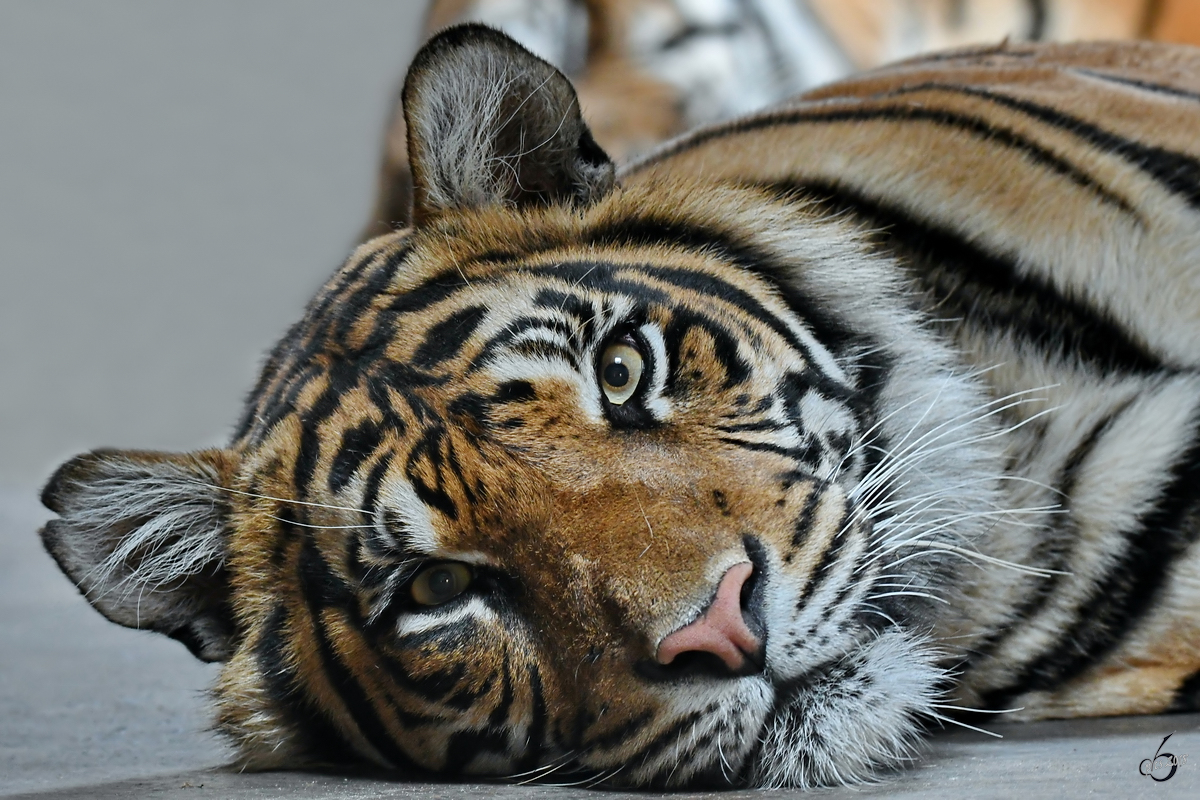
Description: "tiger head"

(40, 26), (1006, 789)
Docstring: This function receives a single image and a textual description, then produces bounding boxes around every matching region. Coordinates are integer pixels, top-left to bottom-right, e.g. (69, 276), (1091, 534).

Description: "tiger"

(40, 24), (1200, 790)
(365, 0), (1200, 238)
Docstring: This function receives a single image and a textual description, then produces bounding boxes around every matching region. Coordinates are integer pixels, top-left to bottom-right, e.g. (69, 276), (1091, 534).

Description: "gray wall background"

(1, 1), (428, 490)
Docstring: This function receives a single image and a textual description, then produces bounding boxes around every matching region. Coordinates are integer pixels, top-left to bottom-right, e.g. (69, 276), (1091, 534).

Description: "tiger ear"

(403, 24), (616, 224)
(39, 448), (240, 663)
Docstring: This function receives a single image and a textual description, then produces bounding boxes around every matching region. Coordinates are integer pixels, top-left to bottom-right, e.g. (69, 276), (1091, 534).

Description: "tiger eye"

(599, 342), (644, 405)
(410, 562), (472, 606)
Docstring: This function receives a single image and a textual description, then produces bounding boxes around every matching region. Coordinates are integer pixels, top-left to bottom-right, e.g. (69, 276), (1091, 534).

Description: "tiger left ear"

(39, 448), (240, 662)
(403, 24), (616, 225)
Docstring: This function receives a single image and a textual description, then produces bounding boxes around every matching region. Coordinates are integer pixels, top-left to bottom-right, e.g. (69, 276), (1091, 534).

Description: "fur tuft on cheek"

(749, 628), (944, 789)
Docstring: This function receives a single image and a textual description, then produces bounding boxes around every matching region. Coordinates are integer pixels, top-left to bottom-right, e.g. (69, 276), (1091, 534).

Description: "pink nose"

(656, 562), (762, 672)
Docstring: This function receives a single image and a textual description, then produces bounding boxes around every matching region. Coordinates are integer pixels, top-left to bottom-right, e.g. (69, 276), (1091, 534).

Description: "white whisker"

(193, 481), (372, 515)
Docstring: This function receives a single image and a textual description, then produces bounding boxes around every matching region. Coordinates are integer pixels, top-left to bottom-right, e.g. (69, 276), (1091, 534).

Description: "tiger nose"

(656, 562), (764, 673)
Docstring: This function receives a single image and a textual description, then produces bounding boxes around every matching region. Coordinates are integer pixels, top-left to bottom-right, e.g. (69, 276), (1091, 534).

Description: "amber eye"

(410, 562), (472, 606)
(599, 340), (645, 405)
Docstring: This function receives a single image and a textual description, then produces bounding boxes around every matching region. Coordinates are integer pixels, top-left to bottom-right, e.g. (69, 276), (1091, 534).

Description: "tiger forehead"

(325, 243), (802, 377)
(394, 177), (762, 282)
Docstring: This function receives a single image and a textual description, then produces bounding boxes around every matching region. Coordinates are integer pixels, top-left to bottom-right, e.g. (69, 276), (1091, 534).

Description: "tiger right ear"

(403, 24), (616, 225)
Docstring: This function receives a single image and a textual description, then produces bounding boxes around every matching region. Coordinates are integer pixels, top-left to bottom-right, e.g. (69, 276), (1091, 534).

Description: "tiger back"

(365, 0), (1200, 236)
(39, 27), (1200, 789)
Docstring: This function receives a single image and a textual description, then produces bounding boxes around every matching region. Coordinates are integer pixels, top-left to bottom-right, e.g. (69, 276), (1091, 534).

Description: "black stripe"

(438, 664), (545, 775)
(469, 315), (579, 373)
(963, 400), (1133, 670)
(779, 368), (865, 446)
(883, 82), (1200, 210)
(412, 305), (488, 369)
(1073, 69), (1200, 106)
(516, 666), (548, 772)
(294, 360), (361, 498)
(821, 518), (871, 626)
(386, 271), (473, 317)
(660, 22), (740, 51)
(296, 537), (435, 764)
(372, 361), (448, 431)
(625, 708), (710, 774)
(402, 660), (469, 706)
(391, 617), (478, 652)
(360, 450), (393, 524)
(330, 244), (409, 353)
(456, 215), (873, 378)
(664, 308), (752, 391)
(251, 604), (359, 765)
(248, 362), (323, 448)
(532, 289), (598, 346)
(716, 420), (786, 434)
(442, 432), (477, 512)
(365, 372), (408, 436)
(374, 359), (448, 393)
(1169, 667), (1200, 712)
(256, 466), (300, 568)
(762, 180), (1164, 375)
(298, 530), (355, 608)
(444, 671), (494, 712)
(489, 657), (516, 728)
(404, 427), (458, 521)
(718, 436), (823, 466)
(582, 709), (654, 752)
(583, 216), (870, 358)
(329, 420), (384, 495)
(495, 380), (537, 404)
(886, 44), (1039, 66)
(456, 217), (866, 363)
(788, 482), (824, 552)
(633, 104), (1136, 215)
(523, 260), (854, 385)
(794, 504), (852, 613)
(982, 422), (1200, 707)
(509, 340), (581, 370)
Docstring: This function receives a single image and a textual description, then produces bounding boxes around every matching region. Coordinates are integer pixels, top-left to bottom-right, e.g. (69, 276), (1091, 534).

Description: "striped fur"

(40, 28), (1200, 789)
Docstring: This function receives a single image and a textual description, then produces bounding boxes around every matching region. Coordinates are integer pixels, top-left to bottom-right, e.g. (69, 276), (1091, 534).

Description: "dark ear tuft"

(40, 448), (240, 662)
(403, 24), (616, 223)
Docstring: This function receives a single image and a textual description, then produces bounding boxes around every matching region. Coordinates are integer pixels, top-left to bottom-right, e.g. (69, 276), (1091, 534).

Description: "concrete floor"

(3, 4), (1200, 799)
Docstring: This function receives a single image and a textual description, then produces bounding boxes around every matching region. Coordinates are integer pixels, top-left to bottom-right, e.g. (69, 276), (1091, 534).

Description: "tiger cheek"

(378, 619), (543, 770)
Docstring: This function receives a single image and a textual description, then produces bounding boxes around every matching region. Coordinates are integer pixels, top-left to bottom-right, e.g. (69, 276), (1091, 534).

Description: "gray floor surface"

(4, 3), (1200, 799)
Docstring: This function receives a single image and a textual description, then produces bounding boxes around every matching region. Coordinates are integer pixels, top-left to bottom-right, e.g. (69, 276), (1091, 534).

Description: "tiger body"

(39, 29), (1200, 789)
(367, 0), (1200, 236)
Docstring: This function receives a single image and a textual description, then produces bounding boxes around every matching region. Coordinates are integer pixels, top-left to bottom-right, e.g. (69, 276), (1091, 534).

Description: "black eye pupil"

(428, 568), (455, 598)
(604, 362), (630, 388)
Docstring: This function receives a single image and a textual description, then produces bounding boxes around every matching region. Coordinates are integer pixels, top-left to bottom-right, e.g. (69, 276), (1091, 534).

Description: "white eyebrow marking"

(378, 476), (441, 554)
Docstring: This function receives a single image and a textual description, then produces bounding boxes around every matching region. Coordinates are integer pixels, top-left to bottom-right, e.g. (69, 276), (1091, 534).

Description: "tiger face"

(41, 26), (1005, 788)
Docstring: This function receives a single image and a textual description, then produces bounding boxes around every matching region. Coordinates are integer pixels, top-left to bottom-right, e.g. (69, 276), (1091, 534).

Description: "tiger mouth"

(641, 625), (928, 788)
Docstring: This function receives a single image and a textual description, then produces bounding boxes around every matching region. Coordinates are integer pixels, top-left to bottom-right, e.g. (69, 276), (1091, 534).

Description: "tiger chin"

(39, 25), (1200, 790)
